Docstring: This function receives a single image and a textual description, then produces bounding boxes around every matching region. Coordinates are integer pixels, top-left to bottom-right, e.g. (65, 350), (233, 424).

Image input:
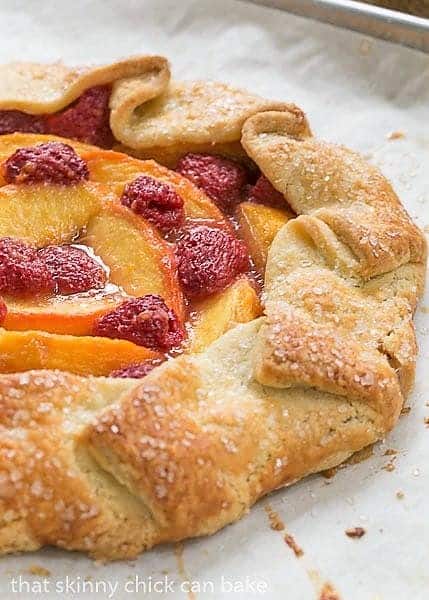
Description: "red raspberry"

(110, 359), (163, 379)
(0, 298), (7, 325)
(39, 245), (106, 295)
(247, 175), (286, 209)
(176, 153), (249, 211)
(46, 86), (114, 148)
(121, 175), (184, 232)
(0, 110), (46, 135)
(175, 225), (249, 298)
(93, 295), (184, 351)
(0, 238), (54, 297)
(4, 142), (89, 185)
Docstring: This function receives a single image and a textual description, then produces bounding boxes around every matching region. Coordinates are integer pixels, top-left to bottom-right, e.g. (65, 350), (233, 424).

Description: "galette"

(0, 56), (425, 561)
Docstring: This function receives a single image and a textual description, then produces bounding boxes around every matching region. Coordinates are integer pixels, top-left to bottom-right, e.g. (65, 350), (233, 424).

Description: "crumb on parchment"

(264, 504), (285, 531)
(383, 448), (398, 456)
(387, 131), (405, 140)
(284, 533), (304, 557)
(345, 526), (366, 539)
(319, 582), (342, 600)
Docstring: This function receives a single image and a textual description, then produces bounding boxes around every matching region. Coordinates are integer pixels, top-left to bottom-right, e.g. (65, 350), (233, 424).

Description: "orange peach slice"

(84, 150), (226, 222)
(235, 201), (293, 273)
(3, 288), (127, 336)
(0, 329), (161, 377)
(82, 201), (185, 319)
(187, 276), (262, 353)
(0, 182), (105, 247)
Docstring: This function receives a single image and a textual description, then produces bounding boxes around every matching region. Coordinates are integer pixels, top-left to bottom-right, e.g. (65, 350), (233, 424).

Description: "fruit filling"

(0, 297), (7, 325)
(0, 237), (54, 296)
(247, 174), (286, 209)
(176, 224), (249, 298)
(121, 174), (185, 232)
(0, 110), (46, 135)
(39, 244), (107, 295)
(0, 134), (297, 376)
(45, 86), (114, 148)
(4, 142), (89, 185)
(93, 295), (185, 351)
(0, 85), (113, 147)
(176, 153), (249, 212)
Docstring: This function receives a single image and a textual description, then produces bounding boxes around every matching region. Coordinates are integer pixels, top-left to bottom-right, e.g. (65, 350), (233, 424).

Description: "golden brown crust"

(0, 84), (426, 562)
(111, 80), (291, 156)
(241, 111), (426, 279)
(0, 59), (294, 163)
(242, 108), (426, 428)
(0, 323), (390, 559)
(0, 56), (170, 115)
(0, 371), (161, 559)
(254, 303), (404, 428)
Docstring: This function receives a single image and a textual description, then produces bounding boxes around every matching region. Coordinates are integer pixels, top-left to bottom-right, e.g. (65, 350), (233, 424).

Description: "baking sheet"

(0, 0), (428, 598)
(249, 0), (429, 52)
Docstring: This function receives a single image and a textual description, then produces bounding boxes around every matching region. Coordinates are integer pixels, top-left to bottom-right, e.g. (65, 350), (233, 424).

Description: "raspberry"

(0, 298), (7, 325)
(46, 86), (114, 148)
(247, 174), (286, 209)
(4, 142), (89, 185)
(93, 295), (184, 351)
(39, 245), (106, 295)
(121, 175), (184, 232)
(175, 225), (249, 298)
(0, 110), (46, 135)
(176, 153), (249, 211)
(110, 359), (163, 379)
(0, 238), (54, 297)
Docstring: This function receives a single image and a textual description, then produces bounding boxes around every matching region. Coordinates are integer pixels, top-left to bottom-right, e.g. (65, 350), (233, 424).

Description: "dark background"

(363, 0), (429, 17)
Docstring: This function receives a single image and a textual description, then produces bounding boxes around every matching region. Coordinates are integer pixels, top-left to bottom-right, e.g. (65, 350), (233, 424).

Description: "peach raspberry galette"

(0, 58), (426, 562)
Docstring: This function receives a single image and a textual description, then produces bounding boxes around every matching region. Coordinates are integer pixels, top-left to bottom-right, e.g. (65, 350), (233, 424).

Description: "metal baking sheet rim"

(247, 0), (429, 52)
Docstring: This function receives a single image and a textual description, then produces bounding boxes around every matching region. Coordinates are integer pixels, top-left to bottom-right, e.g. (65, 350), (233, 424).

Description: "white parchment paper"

(0, 1), (428, 598)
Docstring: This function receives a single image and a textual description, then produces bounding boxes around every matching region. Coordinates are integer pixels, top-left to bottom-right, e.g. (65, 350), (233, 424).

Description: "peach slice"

(235, 201), (293, 273)
(0, 182), (105, 247)
(187, 276), (262, 353)
(82, 201), (185, 319)
(3, 288), (126, 336)
(0, 329), (161, 377)
(83, 150), (227, 222)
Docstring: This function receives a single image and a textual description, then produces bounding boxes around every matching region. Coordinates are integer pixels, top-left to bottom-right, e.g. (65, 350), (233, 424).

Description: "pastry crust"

(0, 85), (426, 561)
(0, 58), (297, 165)
(0, 322), (394, 559)
(111, 80), (292, 164)
(241, 110), (425, 402)
(0, 55), (170, 116)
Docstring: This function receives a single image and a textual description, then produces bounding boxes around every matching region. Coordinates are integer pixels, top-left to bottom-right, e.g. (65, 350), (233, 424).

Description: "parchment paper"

(0, 0), (428, 598)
